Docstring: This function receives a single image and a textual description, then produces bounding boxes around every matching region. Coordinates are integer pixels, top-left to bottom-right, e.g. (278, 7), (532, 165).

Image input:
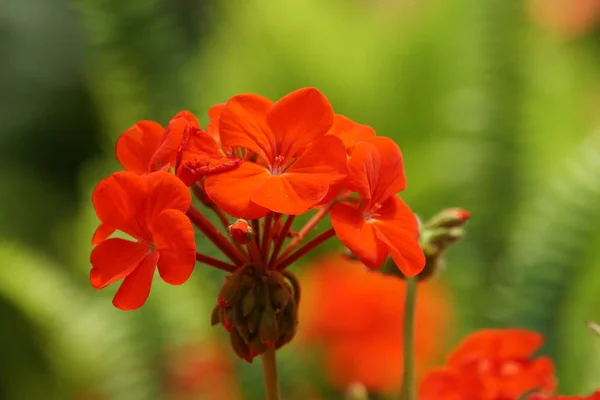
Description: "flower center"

(363, 202), (383, 222)
(271, 154), (287, 175)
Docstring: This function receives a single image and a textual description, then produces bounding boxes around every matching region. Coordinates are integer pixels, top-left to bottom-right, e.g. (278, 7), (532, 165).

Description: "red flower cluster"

(89, 87), (424, 318)
(420, 329), (556, 400)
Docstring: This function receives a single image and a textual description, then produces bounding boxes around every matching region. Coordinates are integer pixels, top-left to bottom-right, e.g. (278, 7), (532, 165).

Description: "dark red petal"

(149, 111), (200, 172)
(177, 155), (243, 186)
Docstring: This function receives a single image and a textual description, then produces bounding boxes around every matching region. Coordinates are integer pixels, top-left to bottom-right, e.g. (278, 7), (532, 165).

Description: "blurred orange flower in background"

(529, 0), (600, 37)
(298, 254), (453, 394)
(165, 340), (240, 400)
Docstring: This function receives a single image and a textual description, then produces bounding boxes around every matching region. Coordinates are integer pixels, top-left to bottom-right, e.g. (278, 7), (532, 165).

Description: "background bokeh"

(2, 0), (600, 398)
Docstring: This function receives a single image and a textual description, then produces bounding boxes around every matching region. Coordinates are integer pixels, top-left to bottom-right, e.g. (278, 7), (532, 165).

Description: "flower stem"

(195, 252), (236, 272)
(261, 212), (273, 260)
(276, 201), (335, 263)
(261, 348), (281, 400)
(269, 215), (295, 268)
(276, 228), (336, 270)
(400, 277), (417, 400)
(186, 205), (246, 265)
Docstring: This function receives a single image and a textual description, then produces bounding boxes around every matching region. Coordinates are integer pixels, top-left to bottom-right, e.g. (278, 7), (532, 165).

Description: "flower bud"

(387, 208), (470, 281)
(228, 219), (253, 244)
(423, 208), (470, 229)
(211, 265), (300, 362)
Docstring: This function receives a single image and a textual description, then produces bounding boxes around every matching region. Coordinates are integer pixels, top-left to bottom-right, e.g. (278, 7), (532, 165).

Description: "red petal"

(219, 94), (274, 163)
(267, 88), (334, 162)
(91, 223), (115, 245)
(92, 172), (149, 239)
(251, 136), (347, 214)
(149, 111), (199, 172)
(153, 209), (196, 285)
(251, 174), (328, 215)
(327, 114), (376, 153)
(112, 251), (159, 310)
(286, 135), (347, 183)
(89, 238), (150, 289)
(144, 171), (191, 221)
(372, 196), (425, 277)
(330, 203), (389, 269)
(348, 137), (406, 205)
(500, 356), (556, 399)
(207, 103), (225, 143)
(115, 120), (164, 174)
(204, 161), (270, 219)
(447, 329), (545, 372)
(419, 368), (484, 400)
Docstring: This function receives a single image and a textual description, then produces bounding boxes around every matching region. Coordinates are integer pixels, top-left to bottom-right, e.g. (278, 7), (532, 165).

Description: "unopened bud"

(228, 219), (253, 244)
(389, 208), (470, 281)
(424, 208), (470, 229)
(230, 329), (253, 363)
(211, 266), (300, 361)
(258, 306), (279, 347)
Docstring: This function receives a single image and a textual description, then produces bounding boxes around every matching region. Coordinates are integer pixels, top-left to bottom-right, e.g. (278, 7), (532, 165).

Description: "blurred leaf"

(0, 241), (161, 400)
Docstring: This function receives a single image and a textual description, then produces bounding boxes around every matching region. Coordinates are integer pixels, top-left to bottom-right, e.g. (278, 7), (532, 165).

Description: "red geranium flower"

(330, 136), (425, 276)
(203, 87), (348, 219)
(90, 171), (196, 310)
(420, 329), (556, 400)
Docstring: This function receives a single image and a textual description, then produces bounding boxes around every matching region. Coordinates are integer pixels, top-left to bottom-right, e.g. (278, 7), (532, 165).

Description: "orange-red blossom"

(89, 87), (425, 315)
(419, 329), (557, 400)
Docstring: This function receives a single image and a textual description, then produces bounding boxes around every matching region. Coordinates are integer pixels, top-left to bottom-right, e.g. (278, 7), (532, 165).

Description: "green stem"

(400, 277), (417, 400)
(261, 348), (281, 400)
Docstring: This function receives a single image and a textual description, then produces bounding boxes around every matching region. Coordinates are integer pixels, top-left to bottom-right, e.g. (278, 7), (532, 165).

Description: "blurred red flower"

(165, 340), (240, 400)
(298, 254), (453, 394)
(420, 329), (556, 400)
(529, 0), (600, 37)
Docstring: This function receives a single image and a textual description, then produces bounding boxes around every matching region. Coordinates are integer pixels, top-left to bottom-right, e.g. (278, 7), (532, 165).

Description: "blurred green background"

(2, 0), (600, 398)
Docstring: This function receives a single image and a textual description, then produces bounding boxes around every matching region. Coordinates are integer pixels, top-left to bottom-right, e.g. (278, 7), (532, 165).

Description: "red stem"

(248, 222), (265, 268)
(275, 202), (335, 264)
(269, 215), (295, 268)
(196, 252), (236, 273)
(261, 213), (274, 261)
(275, 228), (336, 270)
(186, 205), (246, 265)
